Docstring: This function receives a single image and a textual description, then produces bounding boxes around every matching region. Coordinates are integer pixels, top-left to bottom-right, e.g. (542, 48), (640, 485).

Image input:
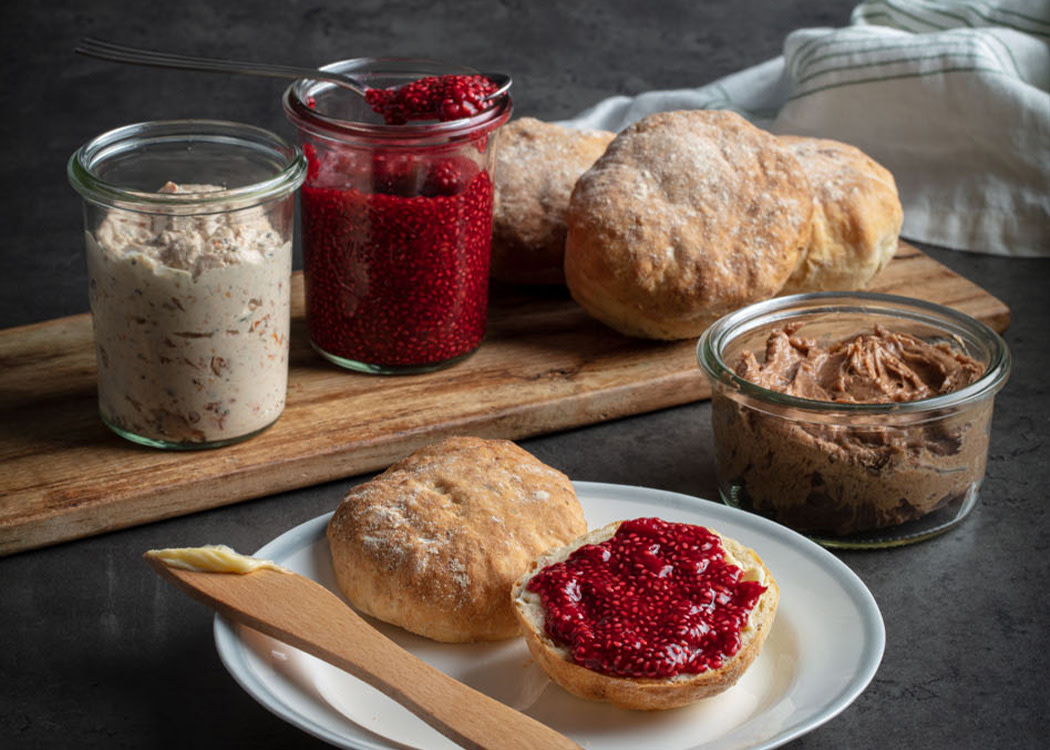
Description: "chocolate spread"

(714, 325), (990, 536)
(734, 325), (983, 404)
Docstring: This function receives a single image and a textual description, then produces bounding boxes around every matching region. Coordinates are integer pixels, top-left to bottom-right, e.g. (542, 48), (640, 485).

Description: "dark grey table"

(2, 2), (1047, 748)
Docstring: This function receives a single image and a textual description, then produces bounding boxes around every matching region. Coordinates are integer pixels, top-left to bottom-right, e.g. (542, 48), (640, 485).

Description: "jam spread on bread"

(525, 517), (767, 679)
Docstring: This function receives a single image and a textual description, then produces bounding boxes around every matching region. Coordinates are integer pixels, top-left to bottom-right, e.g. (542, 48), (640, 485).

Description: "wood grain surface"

(146, 559), (583, 749)
(0, 243), (1010, 555)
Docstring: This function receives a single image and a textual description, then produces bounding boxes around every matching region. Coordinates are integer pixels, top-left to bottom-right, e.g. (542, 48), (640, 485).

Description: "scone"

(777, 135), (902, 294)
(564, 109), (813, 340)
(512, 518), (778, 710)
(491, 117), (615, 285)
(327, 436), (586, 642)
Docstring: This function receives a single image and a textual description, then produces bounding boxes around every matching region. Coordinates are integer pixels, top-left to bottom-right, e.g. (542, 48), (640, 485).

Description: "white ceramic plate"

(214, 482), (885, 750)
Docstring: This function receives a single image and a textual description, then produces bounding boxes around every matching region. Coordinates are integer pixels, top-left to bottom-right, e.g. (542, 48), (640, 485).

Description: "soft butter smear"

(145, 544), (285, 574)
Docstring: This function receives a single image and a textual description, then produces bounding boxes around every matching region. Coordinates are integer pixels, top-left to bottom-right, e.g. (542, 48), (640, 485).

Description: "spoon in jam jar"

(74, 37), (513, 116)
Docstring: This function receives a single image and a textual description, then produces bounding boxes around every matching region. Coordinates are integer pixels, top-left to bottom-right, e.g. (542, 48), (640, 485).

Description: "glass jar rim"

(282, 56), (513, 142)
(67, 119), (307, 211)
(696, 291), (1011, 415)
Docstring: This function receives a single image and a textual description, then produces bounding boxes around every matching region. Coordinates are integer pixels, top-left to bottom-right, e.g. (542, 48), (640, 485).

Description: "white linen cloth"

(562, 0), (1050, 257)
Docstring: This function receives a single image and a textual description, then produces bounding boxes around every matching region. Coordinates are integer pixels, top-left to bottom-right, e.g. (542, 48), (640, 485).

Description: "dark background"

(2, 2), (1048, 749)
(1, 0), (850, 328)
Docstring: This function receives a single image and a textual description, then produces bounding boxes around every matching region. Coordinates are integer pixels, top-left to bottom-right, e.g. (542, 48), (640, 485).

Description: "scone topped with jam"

(512, 517), (778, 710)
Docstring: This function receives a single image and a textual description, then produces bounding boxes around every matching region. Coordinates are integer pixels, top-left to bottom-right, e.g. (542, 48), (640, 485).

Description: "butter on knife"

(144, 544), (287, 574)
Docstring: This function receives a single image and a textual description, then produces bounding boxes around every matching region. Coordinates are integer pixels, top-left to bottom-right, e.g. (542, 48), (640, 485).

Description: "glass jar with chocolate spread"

(283, 58), (512, 374)
(697, 292), (1011, 548)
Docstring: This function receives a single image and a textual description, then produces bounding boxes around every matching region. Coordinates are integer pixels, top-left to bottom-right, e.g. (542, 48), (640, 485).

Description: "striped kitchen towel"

(563, 0), (1050, 257)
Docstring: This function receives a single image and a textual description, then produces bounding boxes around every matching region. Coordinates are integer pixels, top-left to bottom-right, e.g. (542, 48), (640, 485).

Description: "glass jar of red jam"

(283, 58), (512, 373)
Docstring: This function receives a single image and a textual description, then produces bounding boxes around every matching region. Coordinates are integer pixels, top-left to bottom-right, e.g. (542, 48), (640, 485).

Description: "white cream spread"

(86, 182), (292, 445)
(144, 544), (285, 573)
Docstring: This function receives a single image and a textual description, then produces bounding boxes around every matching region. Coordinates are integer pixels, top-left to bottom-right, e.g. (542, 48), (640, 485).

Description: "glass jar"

(283, 58), (512, 374)
(68, 120), (307, 450)
(697, 292), (1011, 549)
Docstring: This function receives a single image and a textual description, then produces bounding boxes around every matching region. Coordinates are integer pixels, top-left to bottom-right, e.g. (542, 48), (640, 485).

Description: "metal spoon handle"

(74, 37), (369, 96)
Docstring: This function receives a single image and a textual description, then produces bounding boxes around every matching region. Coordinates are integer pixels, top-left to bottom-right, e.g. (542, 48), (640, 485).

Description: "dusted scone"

(777, 135), (902, 294)
(327, 436), (586, 642)
(512, 518), (779, 710)
(491, 117), (615, 285)
(564, 110), (813, 340)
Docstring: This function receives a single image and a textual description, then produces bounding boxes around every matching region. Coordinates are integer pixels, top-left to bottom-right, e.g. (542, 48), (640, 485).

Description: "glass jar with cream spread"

(283, 58), (512, 374)
(68, 120), (307, 449)
(697, 292), (1011, 548)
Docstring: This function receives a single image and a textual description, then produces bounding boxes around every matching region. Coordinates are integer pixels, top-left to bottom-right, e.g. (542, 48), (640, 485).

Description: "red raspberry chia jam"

(526, 517), (767, 679)
(284, 58), (512, 373)
(366, 74), (499, 124)
(300, 146), (494, 368)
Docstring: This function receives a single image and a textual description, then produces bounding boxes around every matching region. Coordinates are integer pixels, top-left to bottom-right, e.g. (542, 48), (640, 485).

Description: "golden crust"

(777, 135), (902, 294)
(564, 110), (813, 340)
(327, 436), (586, 643)
(491, 117), (616, 285)
(511, 520), (779, 711)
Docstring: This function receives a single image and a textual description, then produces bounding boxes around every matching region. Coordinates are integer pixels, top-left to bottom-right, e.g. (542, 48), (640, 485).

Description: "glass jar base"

(103, 418), (279, 451)
(310, 342), (480, 375)
(720, 483), (979, 550)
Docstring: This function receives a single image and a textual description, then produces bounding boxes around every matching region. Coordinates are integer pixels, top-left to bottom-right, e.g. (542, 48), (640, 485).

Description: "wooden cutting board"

(0, 243), (1010, 555)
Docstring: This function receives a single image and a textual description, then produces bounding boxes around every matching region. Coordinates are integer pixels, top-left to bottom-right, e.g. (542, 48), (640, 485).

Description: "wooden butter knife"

(145, 554), (582, 750)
